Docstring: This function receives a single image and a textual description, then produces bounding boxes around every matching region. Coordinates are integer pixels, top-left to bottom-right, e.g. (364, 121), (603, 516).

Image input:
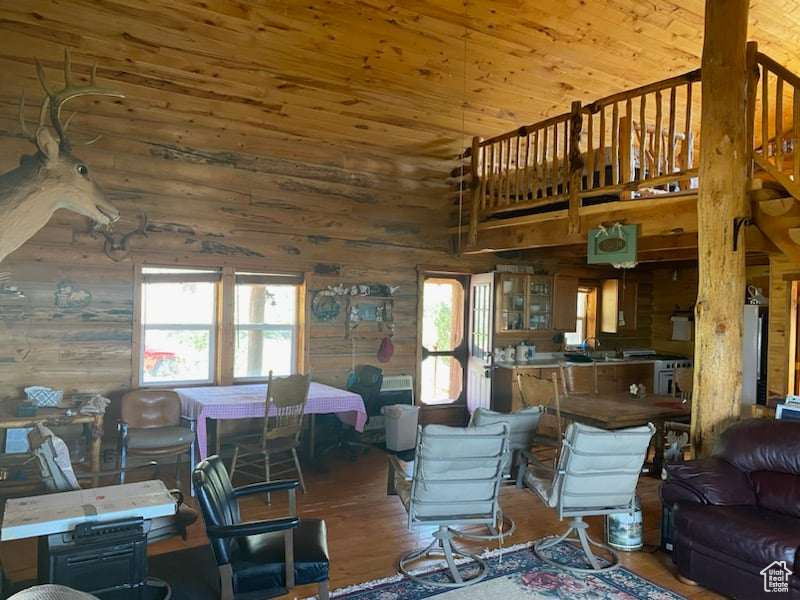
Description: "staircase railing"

(752, 51), (800, 200)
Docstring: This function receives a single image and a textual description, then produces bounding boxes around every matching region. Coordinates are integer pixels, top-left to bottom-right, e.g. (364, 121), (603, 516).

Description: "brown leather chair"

(119, 390), (194, 488)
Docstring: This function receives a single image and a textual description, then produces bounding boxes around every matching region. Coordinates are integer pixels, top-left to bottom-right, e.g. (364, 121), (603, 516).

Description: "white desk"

(1, 480), (176, 541)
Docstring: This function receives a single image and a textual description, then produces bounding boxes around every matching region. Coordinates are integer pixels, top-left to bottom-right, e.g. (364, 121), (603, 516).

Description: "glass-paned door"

(420, 275), (468, 406)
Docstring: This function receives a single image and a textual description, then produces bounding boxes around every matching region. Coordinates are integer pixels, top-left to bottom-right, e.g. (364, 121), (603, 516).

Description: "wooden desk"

(0, 405), (104, 483)
(548, 392), (690, 477)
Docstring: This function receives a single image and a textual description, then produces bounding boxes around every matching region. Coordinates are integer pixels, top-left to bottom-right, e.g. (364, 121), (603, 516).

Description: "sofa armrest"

(661, 457), (755, 506)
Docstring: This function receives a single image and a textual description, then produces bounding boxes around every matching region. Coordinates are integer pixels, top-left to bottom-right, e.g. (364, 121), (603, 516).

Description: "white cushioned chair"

(388, 423), (509, 587)
(524, 422), (655, 572)
(451, 406), (542, 541)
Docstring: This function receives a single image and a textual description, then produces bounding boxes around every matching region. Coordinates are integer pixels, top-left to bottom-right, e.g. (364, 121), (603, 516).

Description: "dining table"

(176, 382), (367, 469)
(545, 391), (691, 477)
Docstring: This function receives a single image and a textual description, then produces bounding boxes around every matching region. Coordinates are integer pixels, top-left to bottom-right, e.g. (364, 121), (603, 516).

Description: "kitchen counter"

(494, 357), (668, 369)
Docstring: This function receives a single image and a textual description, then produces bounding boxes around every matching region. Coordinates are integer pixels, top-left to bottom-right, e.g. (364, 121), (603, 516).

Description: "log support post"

(692, 0), (751, 455)
(568, 101), (583, 234)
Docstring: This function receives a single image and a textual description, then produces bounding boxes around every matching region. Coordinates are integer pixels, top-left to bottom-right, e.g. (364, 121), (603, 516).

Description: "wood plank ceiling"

(1, 0), (799, 177)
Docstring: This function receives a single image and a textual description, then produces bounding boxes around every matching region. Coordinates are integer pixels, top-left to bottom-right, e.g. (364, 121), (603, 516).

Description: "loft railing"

(459, 42), (800, 245)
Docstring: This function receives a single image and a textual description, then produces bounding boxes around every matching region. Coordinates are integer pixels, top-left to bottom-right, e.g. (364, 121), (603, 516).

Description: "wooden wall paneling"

(767, 256), (796, 403)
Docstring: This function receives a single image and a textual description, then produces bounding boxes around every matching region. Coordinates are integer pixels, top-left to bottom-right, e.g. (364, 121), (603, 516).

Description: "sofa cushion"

(674, 503), (800, 573)
(664, 457), (756, 506)
(714, 419), (800, 476)
(231, 518), (329, 594)
(752, 471), (800, 519)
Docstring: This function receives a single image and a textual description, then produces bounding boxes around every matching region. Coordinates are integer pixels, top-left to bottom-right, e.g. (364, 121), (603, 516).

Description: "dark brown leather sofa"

(661, 419), (800, 599)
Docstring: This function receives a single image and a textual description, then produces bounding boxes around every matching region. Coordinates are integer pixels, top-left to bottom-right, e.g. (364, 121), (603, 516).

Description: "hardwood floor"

(0, 450), (722, 599)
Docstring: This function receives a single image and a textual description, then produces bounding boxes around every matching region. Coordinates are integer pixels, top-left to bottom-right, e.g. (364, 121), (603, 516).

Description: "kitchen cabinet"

(495, 272), (576, 333)
(600, 278), (638, 334)
(552, 274), (579, 331)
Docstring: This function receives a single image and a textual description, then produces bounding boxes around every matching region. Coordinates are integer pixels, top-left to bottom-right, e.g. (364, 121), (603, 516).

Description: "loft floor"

(0, 451), (721, 599)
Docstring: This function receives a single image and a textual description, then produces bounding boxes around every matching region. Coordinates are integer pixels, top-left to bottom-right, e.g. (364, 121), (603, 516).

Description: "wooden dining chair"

(229, 372), (310, 504)
(558, 362), (599, 396)
(516, 370), (563, 470)
(666, 367), (694, 464)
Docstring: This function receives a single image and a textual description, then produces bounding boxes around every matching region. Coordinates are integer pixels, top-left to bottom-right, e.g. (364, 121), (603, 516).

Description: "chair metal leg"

(317, 580), (329, 600)
(291, 448), (306, 494)
(175, 452), (182, 490)
(533, 516), (620, 573)
(229, 446), (239, 480)
(451, 510), (516, 541)
(264, 453), (271, 505)
(399, 525), (488, 588)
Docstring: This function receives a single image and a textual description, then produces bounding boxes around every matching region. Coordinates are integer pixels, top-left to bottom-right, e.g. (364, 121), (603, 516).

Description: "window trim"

(133, 263), (306, 388)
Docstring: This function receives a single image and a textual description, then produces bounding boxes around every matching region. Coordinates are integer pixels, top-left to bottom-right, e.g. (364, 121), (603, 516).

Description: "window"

(136, 266), (304, 386)
(564, 286), (598, 347)
(419, 276), (466, 405)
(234, 274), (299, 380)
(140, 267), (219, 385)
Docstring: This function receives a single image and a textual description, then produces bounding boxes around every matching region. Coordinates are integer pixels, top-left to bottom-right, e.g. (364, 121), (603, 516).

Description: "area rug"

(316, 542), (686, 599)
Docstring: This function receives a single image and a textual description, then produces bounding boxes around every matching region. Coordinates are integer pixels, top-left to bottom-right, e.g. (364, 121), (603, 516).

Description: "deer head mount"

(0, 48), (124, 264)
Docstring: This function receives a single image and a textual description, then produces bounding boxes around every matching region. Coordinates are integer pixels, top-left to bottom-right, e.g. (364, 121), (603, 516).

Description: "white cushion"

(410, 423), (508, 519)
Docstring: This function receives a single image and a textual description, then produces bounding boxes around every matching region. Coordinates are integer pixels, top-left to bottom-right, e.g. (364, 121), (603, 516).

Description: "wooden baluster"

(552, 123), (559, 197)
(562, 117), (569, 193)
(514, 135), (521, 202)
(568, 101), (582, 233)
(488, 143), (495, 208)
(531, 129), (539, 200)
(480, 144), (488, 210)
(497, 140), (504, 205)
(680, 81), (694, 190)
(653, 90), (663, 177)
(684, 82), (693, 170)
(762, 68), (769, 158)
(621, 98), (633, 197)
(668, 86), (677, 175)
(468, 136), (482, 246)
(599, 107), (607, 186)
(586, 112), (594, 190)
(794, 87), (800, 182)
(504, 138), (512, 204)
(523, 133), (531, 200)
(776, 76), (784, 169)
(639, 94), (646, 181)
(541, 126), (549, 198)
(611, 102), (619, 184)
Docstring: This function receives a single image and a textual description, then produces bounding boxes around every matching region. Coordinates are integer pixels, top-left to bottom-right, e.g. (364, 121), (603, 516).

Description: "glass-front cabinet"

(527, 276), (552, 330)
(497, 273), (526, 331)
(496, 273), (553, 332)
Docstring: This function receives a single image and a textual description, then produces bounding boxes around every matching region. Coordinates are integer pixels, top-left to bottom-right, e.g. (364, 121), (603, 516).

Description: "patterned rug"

(319, 542), (686, 599)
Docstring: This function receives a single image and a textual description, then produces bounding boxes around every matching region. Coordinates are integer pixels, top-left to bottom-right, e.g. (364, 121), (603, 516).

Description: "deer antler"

(96, 214), (149, 262)
(33, 48), (124, 149)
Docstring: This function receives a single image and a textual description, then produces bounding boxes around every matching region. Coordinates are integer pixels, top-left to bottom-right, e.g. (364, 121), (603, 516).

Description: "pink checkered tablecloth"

(176, 382), (367, 460)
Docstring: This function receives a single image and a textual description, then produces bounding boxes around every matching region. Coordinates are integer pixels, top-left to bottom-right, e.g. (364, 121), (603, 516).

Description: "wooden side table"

(0, 403), (104, 485)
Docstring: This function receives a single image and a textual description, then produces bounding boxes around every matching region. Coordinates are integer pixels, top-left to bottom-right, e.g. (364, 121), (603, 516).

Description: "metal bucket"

(605, 497), (643, 551)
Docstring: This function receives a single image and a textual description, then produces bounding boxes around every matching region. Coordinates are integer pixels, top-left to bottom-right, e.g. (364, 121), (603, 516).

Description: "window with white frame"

(234, 273), (300, 380)
(137, 266), (304, 386)
(139, 267), (219, 385)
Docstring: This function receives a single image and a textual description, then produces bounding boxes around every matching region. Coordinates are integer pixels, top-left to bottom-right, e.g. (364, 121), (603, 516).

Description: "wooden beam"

(463, 196), (699, 253)
(691, 2), (751, 456)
